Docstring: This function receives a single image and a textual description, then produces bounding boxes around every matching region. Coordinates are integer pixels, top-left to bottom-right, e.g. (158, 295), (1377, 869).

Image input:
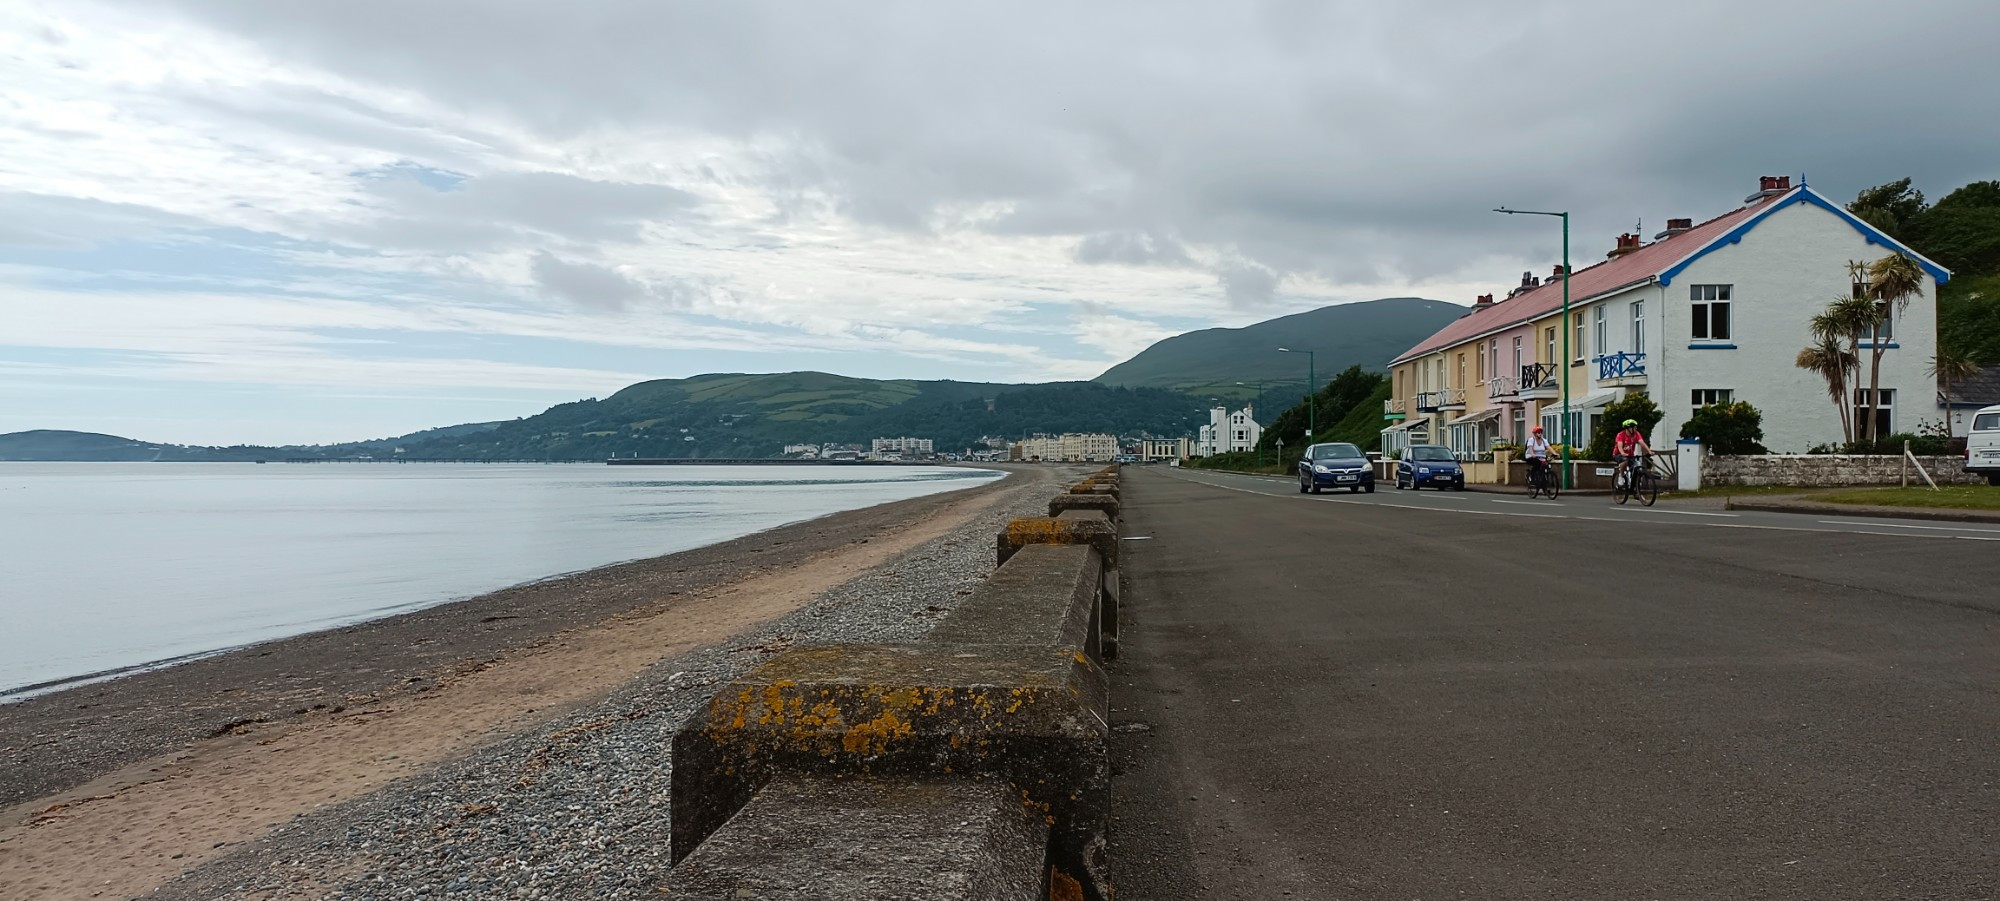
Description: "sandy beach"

(0, 464), (1064, 899)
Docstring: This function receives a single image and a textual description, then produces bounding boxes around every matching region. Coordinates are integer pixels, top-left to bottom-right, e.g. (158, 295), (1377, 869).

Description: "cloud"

(1074, 230), (1192, 267)
(528, 251), (649, 312)
(1219, 261), (1279, 308)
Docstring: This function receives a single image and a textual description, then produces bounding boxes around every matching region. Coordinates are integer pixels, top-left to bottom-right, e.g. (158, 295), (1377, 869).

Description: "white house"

(1196, 404), (1262, 456)
(1390, 175), (1952, 456)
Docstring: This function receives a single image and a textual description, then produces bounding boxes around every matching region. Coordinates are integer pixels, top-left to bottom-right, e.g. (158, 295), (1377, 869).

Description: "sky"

(3, 1), (1996, 445)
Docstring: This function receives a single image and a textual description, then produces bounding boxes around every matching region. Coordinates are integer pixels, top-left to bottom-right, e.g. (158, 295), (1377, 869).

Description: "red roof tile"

(1389, 191), (1790, 364)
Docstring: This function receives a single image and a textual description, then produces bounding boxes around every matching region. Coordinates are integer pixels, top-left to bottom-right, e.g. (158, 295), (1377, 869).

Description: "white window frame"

(1512, 337), (1523, 373)
(1690, 388), (1734, 408)
(1545, 327), (1556, 365)
(1853, 388), (1895, 435)
(1629, 300), (1646, 354)
(1690, 285), (1732, 342)
(1573, 313), (1586, 364)
(1593, 306), (1606, 357)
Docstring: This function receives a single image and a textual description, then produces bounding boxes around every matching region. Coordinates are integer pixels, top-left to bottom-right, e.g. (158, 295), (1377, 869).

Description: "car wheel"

(1348, 485), (1359, 493)
(1453, 483), (1466, 492)
(1310, 483), (1322, 494)
(1364, 483), (1375, 494)
(1298, 477), (1308, 494)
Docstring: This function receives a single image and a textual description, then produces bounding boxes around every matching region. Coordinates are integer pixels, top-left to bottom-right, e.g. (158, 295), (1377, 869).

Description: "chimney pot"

(1475, 293), (1494, 306)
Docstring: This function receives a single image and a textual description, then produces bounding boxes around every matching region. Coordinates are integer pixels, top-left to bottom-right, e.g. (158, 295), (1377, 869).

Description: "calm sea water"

(0, 463), (1002, 697)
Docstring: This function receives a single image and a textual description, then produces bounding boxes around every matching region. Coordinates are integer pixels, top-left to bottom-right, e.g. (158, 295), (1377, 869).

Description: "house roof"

(1390, 193), (1785, 365)
(1942, 366), (2000, 406)
(1389, 183), (1954, 367)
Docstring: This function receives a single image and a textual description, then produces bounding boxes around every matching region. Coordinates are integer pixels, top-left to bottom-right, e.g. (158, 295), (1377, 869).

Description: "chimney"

(1606, 232), (1642, 259)
(1549, 264), (1568, 283)
(1474, 293), (1495, 306)
(1654, 217), (1693, 239)
(1746, 175), (1794, 203)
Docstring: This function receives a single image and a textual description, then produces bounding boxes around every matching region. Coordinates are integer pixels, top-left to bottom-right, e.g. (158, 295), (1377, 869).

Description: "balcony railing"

(1384, 398), (1406, 415)
(1595, 351), (1646, 380)
(1487, 375), (1519, 398)
(1520, 362), (1558, 391)
(1417, 388), (1467, 411)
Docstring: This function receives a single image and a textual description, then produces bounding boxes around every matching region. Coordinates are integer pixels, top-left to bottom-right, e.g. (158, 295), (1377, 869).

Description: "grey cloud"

(1073, 230), (1192, 267)
(335, 170), (697, 253)
(0, 192), (206, 249)
(1219, 262), (1278, 308)
(160, 1), (2000, 299)
(529, 251), (649, 313)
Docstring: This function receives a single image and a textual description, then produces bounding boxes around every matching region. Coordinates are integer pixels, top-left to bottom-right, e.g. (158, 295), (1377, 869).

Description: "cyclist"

(1524, 426), (1553, 488)
(1612, 419), (1653, 488)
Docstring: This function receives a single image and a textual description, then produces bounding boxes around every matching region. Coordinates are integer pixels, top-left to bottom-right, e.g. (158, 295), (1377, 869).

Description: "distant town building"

(1140, 437), (1191, 461)
(782, 443), (820, 457)
(871, 437), (933, 457)
(1196, 404), (1261, 456)
(1008, 433), (1117, 462)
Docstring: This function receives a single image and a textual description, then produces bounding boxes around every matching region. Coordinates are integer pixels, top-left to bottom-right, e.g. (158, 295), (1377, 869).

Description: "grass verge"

(1812, 485), (2000, 510)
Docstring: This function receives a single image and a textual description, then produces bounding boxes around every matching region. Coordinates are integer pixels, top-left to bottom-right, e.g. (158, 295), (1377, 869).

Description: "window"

(1489, 339), (1499, 378)
(1629, 300), (1645, 352)
(1574, 313), (1585, 362)
(1456, 352), (1466, 389)
(1690, 388), (1734, 407)
(1477, 343), (1486, 382)
(1594, 306), (1606, 356)
(1512, 337), (1522, 373)
(1512, 408), (1526, 445)
(1545, 327), (1556, 364)
(1868, 307), (1895, 344)
(1974, 412), (2000, 432)
(1853, 388), (1895, 436)
(1690, 285), (1732, 341)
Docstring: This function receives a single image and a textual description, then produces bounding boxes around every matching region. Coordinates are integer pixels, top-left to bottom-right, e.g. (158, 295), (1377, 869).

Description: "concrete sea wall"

(664, 466), (1125, 900)
(1704, 454), (1979, 487)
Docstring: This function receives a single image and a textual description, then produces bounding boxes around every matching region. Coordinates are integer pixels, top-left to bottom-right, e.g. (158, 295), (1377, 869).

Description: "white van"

(1968, 404), (2000, 486)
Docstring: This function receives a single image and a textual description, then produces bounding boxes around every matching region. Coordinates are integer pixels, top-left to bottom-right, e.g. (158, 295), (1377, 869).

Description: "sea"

(0, 462), (1003, 698)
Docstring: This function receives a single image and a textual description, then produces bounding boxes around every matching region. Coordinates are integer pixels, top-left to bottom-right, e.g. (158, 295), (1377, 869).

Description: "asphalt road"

(1108, 466), (2000, 900)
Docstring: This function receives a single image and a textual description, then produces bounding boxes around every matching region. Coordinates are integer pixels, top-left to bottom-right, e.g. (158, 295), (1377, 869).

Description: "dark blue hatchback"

(1395, 444), (1465, 491)
(1297, 442), (1374, 494)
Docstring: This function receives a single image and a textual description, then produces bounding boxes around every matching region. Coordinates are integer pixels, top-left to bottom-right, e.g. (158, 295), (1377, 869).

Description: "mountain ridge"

(1093, 297), (1464, 396)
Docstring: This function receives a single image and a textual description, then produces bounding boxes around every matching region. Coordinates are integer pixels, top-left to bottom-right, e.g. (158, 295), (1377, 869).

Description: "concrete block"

(664, 775), (1048, 901)
(996, 512), (1116, 569)
(929, 544), (1099, 658)
(1048, 494), (1119, 520)
(1099, 567), (1119, 661)
(670, 644), (1111, 899)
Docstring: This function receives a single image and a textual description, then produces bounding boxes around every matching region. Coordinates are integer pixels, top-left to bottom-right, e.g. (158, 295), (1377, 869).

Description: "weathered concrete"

(666, 775), (1049, 900)
(1048, 493), (1119, 520)
(928, 544), (1100, 658)
(1705, 453), (1980, 486)
(996, 511), (1117, 568)
(669, 643), (1111, 898)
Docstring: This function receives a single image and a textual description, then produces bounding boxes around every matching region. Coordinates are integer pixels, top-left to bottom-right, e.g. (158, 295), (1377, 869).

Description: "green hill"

(392, 373), (1204, 459)
(1094, 297), (1464, 396)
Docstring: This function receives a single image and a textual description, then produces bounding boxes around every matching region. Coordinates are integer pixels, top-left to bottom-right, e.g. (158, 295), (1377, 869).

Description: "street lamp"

(1492, 207), (1572, 489)
(1234, 380), (1266, 466)
(1277, 347), (1316, 443)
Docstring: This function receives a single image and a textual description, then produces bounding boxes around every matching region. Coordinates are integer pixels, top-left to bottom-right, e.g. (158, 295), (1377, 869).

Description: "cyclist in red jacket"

(1612, 419), (1652, 487)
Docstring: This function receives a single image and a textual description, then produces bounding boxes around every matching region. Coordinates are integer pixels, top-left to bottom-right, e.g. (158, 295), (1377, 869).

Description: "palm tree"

(1927, 345), (1981, 439)
(1860, 253), (1927, 443)
(1818, 292), (1879, 443)
(1796, 332), (1856, 444)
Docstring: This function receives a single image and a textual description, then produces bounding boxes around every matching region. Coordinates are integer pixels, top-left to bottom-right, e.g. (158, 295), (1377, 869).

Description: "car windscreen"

(1407, 447), (1456, 462)
(1309, 444), (1362, 460)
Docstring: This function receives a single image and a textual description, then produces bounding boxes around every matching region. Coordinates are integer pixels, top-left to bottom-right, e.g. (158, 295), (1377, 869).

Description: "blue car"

(1395, 444), (1465, 491)
(1297, 442), (1374, 494)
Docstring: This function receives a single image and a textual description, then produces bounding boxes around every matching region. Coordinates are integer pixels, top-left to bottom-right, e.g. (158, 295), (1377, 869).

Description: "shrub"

(1679, 400), (1769, 455)
(1587, 393), (1664, 461)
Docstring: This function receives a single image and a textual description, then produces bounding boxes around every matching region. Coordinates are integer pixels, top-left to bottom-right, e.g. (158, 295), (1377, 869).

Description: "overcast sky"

(4, 1), (1996, 444)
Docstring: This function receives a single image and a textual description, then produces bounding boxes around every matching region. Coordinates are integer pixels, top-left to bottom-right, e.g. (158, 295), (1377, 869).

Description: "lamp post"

(1492, 207), (1571, 489)
(1277, 347), (1316, 443)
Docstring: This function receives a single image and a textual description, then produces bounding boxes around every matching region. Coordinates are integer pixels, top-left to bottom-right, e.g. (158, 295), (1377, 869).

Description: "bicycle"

(1525, 457), (1559, 500)
(1612, 456), (1659, 507)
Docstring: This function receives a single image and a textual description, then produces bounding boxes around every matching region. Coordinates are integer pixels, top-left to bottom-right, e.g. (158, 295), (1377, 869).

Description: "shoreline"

(1, 463), (1066, 899)
(0, 465), (1013, 809)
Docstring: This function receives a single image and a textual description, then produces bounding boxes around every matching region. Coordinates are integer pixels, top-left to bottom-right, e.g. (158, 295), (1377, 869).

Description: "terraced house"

(1382, 176), (1952, 458)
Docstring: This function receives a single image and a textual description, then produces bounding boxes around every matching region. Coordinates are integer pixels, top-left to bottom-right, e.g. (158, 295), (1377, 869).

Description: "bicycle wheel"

(1613, 472), (1629, 504)
(1638, 471), (1659, 506)
(1546, 474), (1560, 500)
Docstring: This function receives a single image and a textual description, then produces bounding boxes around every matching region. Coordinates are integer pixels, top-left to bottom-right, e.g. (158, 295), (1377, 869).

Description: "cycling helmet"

(1531, 426), (1544, 434)
(1622, 419), (1638, 427)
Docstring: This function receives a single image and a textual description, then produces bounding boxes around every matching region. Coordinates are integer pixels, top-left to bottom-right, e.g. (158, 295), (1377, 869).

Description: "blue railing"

(1595, 351), (1645, 380)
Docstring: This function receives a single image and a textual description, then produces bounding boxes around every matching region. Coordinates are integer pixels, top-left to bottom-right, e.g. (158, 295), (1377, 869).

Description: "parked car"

(1968, 404), (2000, 486)
(1297, 442), (1374, 494)
(1395, 444), (1465, 490)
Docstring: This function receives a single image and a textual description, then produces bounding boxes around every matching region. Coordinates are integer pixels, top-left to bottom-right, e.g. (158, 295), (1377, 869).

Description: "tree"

(1586, 392), (1663, 461)
(1847, 178), (1926, 240)
(1858, 253), (1927, 442)
(1680, 400), (1768, 455)
(1795, 334), (1855, 444)
(1812, 290), (1878, 443)
(1927, 346), (1982, 439)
